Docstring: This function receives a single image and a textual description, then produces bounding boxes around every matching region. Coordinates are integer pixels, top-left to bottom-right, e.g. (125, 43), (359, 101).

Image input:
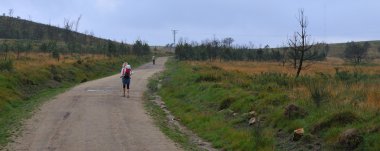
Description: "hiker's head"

(122, 62), (128, 68)
(126, 65), (131, 69)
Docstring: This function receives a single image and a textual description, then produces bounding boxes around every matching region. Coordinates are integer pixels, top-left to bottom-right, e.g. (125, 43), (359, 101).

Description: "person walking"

(120, 63), (132, 97)
(152, 56), (155, 65)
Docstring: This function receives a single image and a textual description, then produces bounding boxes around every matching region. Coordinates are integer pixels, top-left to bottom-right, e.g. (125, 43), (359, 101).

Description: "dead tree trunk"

(288, 9), (314, 77)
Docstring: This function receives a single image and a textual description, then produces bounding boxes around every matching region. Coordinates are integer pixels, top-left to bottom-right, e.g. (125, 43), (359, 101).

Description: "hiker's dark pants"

(122, 78), (130, 89)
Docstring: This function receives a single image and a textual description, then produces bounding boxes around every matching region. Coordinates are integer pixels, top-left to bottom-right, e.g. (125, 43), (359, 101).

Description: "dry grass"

(4, 52), (108, 71)
(362, 87), (380, 109)
(160, 58), (380, 150)
(189, 58), (380, 109)
(190, 57), (380, 76)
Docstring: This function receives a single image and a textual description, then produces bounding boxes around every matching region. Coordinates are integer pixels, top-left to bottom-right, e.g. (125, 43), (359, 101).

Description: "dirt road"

(7, 57), (181, 151)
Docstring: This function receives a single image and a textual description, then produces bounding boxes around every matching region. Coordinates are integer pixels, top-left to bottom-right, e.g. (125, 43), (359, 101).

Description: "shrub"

(252, 72), (291, 87)
(305, 79), (329, 107)
(52, 50), (60, 62)
(0, 60), (14, 72)
(76, 59), (83, 64)
(195, 73), (222, 82)
(50, 65), (62, 82)
(335, 68), (369, 84)
(312, 111), (358, 133)
(284, 104), (308, 119)
(219, 98), (234, 110)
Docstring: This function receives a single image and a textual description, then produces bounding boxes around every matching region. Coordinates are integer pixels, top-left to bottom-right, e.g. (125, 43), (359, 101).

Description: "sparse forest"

(175, 39), (328, 62)
(0, 15), (151, 62)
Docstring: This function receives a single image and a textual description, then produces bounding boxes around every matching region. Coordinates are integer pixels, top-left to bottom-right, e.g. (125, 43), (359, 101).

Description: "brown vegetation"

(189, 58), (380, 109)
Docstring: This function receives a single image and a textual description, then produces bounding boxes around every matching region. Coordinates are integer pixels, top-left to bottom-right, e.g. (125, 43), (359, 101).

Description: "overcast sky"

(1, 0), (380, 47)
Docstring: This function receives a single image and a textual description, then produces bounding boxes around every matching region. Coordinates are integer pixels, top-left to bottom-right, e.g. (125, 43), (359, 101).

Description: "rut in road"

(6, 57), (182, 151)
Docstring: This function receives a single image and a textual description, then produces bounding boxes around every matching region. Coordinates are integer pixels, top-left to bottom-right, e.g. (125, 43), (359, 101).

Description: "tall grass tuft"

(253, 72), (291, 87)
(0, 60), (14, 72)
(335, 67), (370, 84)
(305, 78), (329, 107)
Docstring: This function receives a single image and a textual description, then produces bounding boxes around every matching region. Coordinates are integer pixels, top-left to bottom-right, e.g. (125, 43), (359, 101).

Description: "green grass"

(0, 83), (72, 146)
(144, 73), (205, 151)
(158, 59), (380, 150)
(0, 55), (150, 148)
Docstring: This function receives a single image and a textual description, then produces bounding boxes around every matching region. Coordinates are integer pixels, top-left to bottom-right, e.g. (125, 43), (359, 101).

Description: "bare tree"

(344, 41), (370, 64)
(281, 44), (289, 67)
(63, 18), (78, 54)
(222, 37), (234, 47)
(287, 9), (314, 77)
(63, 18), (74, 43)
(16, 40), (23, 59)
(8, 9), (14, 17)
(288, 33), (299, 69)
(63, 18), (74, 31)
(75, 15), (82, 32)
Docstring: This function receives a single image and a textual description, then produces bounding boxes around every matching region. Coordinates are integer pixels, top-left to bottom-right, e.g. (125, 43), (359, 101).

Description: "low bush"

(312, 111), (358, 134)
(305, 79), (330, 107)
(0, 60), (13, 72)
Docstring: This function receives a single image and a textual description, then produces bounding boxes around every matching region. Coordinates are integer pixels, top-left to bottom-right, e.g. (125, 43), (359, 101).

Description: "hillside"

(327, 40), (380, 58)
(0, 16), (147, 56)
(0, 15), (153, 148)
(0, 16), (105, 43)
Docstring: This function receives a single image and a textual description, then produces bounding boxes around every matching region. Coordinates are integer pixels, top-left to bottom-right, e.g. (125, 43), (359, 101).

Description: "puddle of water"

(86, 87), (115, 92)
(86, 90), (104, 92)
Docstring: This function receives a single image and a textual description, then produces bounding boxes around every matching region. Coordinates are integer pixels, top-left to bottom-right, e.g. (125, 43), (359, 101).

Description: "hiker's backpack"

(124, 68), (131, 78)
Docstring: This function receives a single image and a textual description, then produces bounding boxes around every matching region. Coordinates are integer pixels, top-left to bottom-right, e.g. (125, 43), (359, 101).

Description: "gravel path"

(6, 57), (181, 151)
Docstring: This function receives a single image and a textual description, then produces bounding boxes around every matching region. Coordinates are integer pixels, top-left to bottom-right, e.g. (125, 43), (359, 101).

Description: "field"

(157, 58), (380, 150)
(193, 58), (380, 109)
(0, 52), (150, 147)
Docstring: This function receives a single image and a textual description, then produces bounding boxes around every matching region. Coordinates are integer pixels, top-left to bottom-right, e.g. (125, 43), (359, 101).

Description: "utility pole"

(172, 29), (178, 45)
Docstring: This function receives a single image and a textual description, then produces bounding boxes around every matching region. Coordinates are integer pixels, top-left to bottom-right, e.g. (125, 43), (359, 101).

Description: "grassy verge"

(158, 59), (380, 150)
(144, 73), (205, 151)
(0, 55), (150, 148)
(0, 83), (73, 146)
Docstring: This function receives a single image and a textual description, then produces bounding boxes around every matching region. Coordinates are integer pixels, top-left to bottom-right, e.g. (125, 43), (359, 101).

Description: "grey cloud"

(1, 0), (380, 46)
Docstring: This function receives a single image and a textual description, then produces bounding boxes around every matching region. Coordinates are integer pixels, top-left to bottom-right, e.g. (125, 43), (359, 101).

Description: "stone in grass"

(338, 128), (363, 150)
(249, 111), (257, 117)
(293, 128), (304, 141)
(157, 83), (162, 89)
(248, 117), (256, 125)
(242, 111), (256, 118)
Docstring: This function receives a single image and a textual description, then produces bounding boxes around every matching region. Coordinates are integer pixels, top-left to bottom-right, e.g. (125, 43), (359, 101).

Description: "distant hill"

(0, 16), (107, 44)
(2, 15), (379, 58)
(0, 15), (142, 56)
(327, 40), (380, 58)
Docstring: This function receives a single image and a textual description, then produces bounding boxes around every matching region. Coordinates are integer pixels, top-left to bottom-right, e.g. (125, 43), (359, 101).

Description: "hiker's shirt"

(120, 67), (128, 77)
(121, 67), (133, 78)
